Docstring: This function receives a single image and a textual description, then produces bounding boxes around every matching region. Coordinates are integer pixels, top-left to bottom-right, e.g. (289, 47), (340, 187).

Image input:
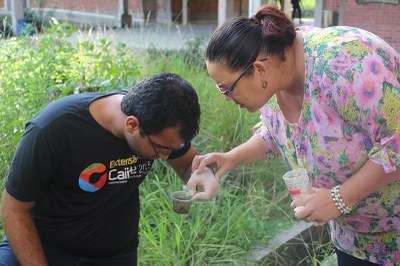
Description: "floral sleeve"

(320, 28), (400, 173)
(253, 102), (282, 161)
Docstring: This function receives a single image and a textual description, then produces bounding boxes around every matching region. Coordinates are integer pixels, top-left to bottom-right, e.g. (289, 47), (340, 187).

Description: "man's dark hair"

(121, 73), (201, 141)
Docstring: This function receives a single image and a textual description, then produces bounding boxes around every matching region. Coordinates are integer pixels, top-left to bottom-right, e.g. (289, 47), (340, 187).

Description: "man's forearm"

(168, 145), (199, 182)
(1, 191), (47, 265)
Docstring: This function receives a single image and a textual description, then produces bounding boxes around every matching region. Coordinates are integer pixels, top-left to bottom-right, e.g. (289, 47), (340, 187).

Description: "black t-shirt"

(5, 92), (189, 258)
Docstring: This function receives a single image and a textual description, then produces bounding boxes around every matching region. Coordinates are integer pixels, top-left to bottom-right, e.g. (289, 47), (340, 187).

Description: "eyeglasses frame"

(218, 57), (268, 97)
(146, 134), (185, 157)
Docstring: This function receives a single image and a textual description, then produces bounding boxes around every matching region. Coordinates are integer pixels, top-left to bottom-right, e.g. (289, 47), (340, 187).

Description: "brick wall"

(129, 0), (142, 12)
(324, 0), (340, 11)
(171, 0), (248, 22)
(31, 0), (118, 15)
(19, 0), (400, 51)
(0, 0), (4, 8)
(172, 0), (248, 12)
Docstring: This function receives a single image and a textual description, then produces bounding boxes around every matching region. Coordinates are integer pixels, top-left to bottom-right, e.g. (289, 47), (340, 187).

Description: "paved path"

(69, 18), (314, 50)
(69, 23), (217, 50)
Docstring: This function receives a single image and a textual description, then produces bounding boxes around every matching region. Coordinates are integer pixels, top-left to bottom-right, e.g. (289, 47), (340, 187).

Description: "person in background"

(278, 0), (284, 10)
(192, 4), (399, 266)
(291, 0), (302, 24)
(0, 73), (220, 265)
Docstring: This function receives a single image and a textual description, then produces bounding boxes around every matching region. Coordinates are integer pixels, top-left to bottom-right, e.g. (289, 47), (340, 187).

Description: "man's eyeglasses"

(216, 57), (268, 97)
(146, 135), (185, 157)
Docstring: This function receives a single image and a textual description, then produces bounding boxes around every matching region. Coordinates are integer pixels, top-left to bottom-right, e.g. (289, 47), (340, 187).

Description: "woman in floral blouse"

(192, 4), (399, 266)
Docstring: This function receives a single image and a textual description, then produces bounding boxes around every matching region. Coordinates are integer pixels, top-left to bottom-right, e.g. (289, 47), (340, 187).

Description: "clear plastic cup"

(282, 168), (313, 199)
(283, 169), (325, 226)
(171, 191), (192, 214)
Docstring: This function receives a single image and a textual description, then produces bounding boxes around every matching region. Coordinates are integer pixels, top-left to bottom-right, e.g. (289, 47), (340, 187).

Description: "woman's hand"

(191, 152), (237, 180)
(186, 167), (220, 201)
(192, 134), (268, 180)
(290, 188), (340, 223)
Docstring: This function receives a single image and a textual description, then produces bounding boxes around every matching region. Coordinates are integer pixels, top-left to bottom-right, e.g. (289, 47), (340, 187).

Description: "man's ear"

(125, 116), (140, 133)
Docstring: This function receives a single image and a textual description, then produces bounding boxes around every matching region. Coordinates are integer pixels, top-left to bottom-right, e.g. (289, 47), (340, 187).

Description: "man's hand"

(186, 167), (220, 201)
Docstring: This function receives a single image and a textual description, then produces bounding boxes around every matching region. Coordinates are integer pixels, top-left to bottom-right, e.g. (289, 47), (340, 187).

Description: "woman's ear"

(125, 116), (140, 133)
(253, 60), (267, 78)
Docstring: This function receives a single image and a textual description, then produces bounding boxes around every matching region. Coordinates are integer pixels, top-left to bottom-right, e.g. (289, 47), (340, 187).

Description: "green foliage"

(24, 9), (54, 34)
(0, 19), (140, 181)
(301, 0), (315, 10)
(0, 16), (12, 38)
(138, 160), (293, 264)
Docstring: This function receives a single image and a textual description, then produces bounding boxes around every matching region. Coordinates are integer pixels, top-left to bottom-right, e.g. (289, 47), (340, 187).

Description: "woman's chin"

(233, 101), (261, 112)
(244, 104), (262, 112)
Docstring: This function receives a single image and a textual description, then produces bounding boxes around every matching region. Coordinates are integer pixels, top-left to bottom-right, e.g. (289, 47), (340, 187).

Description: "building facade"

(0, 0), (399, 50)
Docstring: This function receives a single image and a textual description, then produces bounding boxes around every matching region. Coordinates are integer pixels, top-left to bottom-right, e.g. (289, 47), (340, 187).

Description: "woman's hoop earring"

(262, 81), (267, 88)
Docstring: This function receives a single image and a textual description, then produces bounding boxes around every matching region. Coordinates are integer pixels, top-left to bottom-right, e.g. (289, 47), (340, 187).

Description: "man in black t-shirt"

(0, 73), (220, 265)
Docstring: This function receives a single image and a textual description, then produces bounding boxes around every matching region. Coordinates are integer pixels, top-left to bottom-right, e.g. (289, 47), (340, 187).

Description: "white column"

(218, 0), (234, 26)
(156, 0), (171, 24)
(283, 0), (291, 18)
(118, 0), (124, 26)
(314, 0), (323, 27)
(182, 0), (188, 25)
(248, 0), (261, 17)
(11, 0), (26, 36)
(338, 0), (345, 25)
(218, 0), (226, 26)
(248, 0), (273, 17)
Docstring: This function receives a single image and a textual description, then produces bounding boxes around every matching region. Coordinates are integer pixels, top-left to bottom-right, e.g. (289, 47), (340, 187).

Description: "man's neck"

(89, 94), (126, 138)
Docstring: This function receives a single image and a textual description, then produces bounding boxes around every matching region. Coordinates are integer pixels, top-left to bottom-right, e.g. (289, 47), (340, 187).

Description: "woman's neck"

(276, 31), (305, 123)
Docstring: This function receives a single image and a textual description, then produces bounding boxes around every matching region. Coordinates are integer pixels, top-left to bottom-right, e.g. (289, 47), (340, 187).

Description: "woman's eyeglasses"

(216, 57), (268, 97)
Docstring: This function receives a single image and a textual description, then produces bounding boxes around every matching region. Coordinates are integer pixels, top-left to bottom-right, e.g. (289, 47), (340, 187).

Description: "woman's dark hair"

(121, 73), (201, 141)
(206, 4), (296, 73)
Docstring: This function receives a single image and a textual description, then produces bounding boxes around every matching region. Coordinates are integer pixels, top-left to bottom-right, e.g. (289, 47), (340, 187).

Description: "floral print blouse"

(254, 26), (400, 265)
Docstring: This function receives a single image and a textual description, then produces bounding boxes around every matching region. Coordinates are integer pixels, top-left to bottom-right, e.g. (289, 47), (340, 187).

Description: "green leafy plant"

(0, 20), (140, 181)
(0, 16), (12, 38)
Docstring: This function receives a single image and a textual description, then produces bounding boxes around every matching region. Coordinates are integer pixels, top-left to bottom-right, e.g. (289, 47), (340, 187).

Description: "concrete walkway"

(69, 18), (314, 50)
(69, 23), (217, 50)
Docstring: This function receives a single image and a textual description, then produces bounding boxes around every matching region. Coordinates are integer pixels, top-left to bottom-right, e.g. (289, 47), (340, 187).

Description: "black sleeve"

(5, 123), (63, 202)
(167, 141), (191, 160)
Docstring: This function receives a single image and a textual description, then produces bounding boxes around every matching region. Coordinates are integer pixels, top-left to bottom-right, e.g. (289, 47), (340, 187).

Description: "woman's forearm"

(340, 160), (399, 208)
(227, 134), (269, 165)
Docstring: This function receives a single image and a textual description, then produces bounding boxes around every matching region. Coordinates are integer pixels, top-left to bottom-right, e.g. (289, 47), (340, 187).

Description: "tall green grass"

(301, 0), (315, 10)
(0, 22), (334, 264)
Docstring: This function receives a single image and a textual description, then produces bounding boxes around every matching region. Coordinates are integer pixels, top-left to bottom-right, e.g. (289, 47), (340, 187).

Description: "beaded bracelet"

(331, 185), (352, 214)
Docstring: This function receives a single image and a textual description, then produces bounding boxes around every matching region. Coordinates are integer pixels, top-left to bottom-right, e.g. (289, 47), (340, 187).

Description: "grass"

(137, 160), (297, 264)
(301, 0), (315, 10)
(0, 21), (335, 264)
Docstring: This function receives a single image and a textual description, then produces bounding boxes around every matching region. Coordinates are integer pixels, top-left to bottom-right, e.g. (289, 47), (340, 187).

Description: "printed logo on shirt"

(78, 163), (107, 192)
(78, 155), (152, 192)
